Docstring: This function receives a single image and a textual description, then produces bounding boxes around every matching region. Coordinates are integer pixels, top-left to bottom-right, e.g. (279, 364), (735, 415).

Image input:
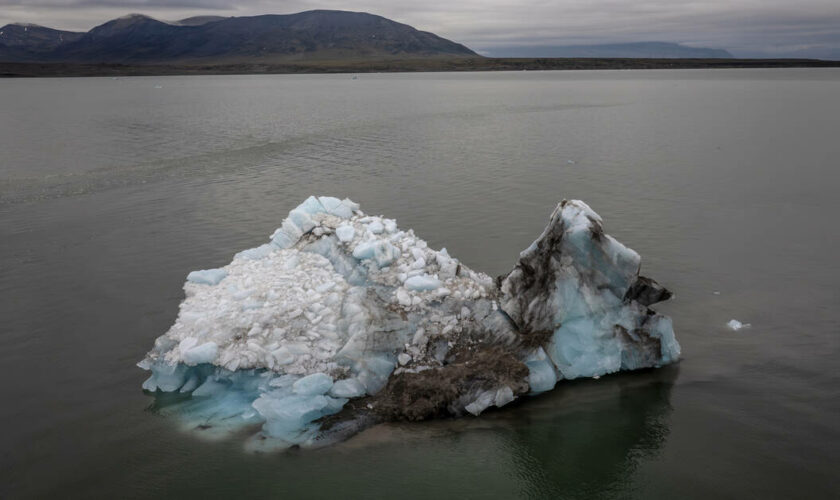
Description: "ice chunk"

(292, 373), (334, 395)
(500, 199), (679, 382)
(318, 197), (354, 218)
(525, 348), (558, 394)
(181, 341), (218, 365)
(547, 316), (622, 379)
(296, 196), (326, 216)
(396, 288), (412, 307)
(465, 390), (496, 416)
(404, 275), (442, 291)
(727, 319), (751, 331)
(495, 386), (515, 407)
(336, 224), (355, 242)
(235, 244), (275, 261)
(354, 354), (396, 394)
(288, 209), (316, 234)
(352, 240), (400, 267)
(271, 229), (297, 249)
(142, 362), (189, 392)
(461, 386), (516, 416)
(329, 378), (366, 398)
(179, 374), (200, 393)
(178, 337), (198, 352)
(191, 378), (226, 397)
(252, 393), (347, 442)
(186, 268), (227, 285)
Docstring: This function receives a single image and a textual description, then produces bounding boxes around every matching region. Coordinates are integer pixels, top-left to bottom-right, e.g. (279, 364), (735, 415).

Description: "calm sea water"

(1, 69), (838, 498)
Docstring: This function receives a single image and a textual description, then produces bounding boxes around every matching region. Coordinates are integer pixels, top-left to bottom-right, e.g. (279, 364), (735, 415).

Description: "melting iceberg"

(140, 196), (680, 449)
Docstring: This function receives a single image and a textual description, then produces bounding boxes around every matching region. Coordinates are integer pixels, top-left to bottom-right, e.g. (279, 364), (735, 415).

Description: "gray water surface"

(1, 69), (839, 498)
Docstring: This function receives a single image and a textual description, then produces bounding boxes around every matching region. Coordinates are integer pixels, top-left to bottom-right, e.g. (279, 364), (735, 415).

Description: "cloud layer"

(2, 0), (839, 58)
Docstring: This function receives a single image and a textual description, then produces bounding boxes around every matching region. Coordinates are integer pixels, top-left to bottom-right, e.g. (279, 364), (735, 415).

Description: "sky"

(1, 0), (839, 58)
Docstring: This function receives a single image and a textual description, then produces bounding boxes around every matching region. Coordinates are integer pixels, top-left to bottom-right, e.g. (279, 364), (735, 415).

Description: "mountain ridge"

(0, 10), (478, 63)
(485, 41), (733, 59)
(0, 23), (84, 58)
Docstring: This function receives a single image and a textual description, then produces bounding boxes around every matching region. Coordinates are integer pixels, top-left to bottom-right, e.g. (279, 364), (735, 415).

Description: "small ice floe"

(713, 291), (721, 295)
(154, 84), (163, 89)
(727, 319), (751, 331)
(567, 160), (576, 165)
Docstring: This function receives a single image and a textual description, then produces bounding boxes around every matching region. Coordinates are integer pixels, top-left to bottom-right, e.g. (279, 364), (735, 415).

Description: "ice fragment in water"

(727, 319), (750, 330)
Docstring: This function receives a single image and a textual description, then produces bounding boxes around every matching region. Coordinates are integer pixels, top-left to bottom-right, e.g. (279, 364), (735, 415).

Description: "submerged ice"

(140, 196), (680, 449)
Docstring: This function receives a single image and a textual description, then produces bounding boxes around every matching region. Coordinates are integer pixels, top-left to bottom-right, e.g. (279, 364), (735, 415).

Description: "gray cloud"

(1, 0), (838, 58)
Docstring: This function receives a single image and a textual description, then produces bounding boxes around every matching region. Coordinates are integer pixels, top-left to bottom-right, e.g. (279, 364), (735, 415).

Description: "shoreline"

(2, 57), (839, 78)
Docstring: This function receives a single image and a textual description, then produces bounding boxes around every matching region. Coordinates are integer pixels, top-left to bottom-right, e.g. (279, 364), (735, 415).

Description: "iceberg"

(140, 196), (680, 449)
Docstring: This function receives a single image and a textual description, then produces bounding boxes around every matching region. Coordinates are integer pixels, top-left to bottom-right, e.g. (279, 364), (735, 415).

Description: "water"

(1, 69), (838, 498)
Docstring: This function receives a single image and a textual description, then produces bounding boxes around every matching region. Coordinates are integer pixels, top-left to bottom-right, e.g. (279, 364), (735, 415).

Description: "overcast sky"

(1, 0), (839, 57)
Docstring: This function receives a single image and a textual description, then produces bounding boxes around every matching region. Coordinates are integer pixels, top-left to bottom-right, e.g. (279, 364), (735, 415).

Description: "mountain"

(485, 41), (733, 59)
(760, 47), (840, 61)
(0, 10), (477, 63)
(0, 23), (83, 59)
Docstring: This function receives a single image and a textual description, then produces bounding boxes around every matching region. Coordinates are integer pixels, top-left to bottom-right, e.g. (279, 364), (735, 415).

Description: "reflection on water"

(319, 365), (678, 499)
(501, 367), (676, 498)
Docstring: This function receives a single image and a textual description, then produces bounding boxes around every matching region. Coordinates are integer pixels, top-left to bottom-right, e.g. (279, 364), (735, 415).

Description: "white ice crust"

(153, 196), (494, 380)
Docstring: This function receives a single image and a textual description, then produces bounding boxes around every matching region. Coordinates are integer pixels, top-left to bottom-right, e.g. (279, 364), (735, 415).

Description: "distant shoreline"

(2, 57), (839, 78)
